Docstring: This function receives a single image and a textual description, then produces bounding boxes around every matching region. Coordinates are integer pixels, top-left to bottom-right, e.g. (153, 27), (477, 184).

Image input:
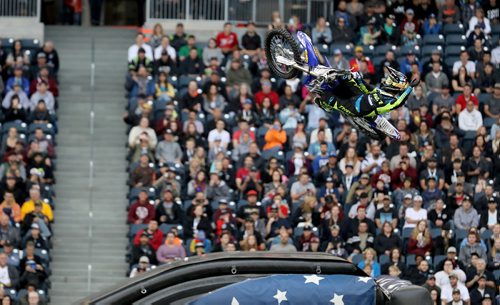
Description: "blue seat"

(362, 45), (375, 57)
(402, 227), (413, 239)
(159, 223), (184, 237)
(430, 228), (442, 239)
(434, 254), (446, 269)
(491, 24), (500, 35)
(129, 224), (148, 238)
(422, 34), (445, 46)
(406, 254), (416, 266)
(128, 187), (157, 201)
(352, 253), (363, 265)
(0, 38), (14, 49)
(316, 43), (331, 55)
(293, 227), (304, 238)
(446, 34), (467, 46)
(330, 43), (353, 57)
(374, 44), (397, 56)
(237, 199), (248, 210)
(494, 269), (500, 280)
(372, 56), (385, 68)
(421, 45), (443, 57)
(379, 254), (390, 265)
(443, 23), (465, 35)
(399, 45), (421, 56)
(20, 38), (41, 49)
(481, 229), (493, 240)
(445, 56), (459, 69)
(2, 121), (27, 134)
(168, 75), (178, 87)
(28, 123), (56, 136)
(454, 228), (468, 243)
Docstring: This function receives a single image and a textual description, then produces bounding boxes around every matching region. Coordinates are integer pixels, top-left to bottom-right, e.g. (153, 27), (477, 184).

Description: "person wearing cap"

(129, 256), (153, 278)
(399, 8), (419, 46)
(225, 55), (252, 88)
(128, 32), (153, 62)
(421, 175), (445, 208)
(349, 45), (375, 74)
(6, 65), (29, 95)
(296, 224), (319, 252)
(155, 128), (183, 165)
(236, 190), (265, 225)
(155, 189), (184, 225)
(20, 188), (53, 223)
(380, 14), (400, 45)
(345, 170), (373, 205)
(440, 271), (470, 304)
(154, 35), (177, 62)
(467, 8), (491, 37)
(453, 196), (480, 231)
(479, 197), (499, 231)
(22, 222), (49, 251)
(331, 16), (355, 44)
(132, 232), (158, 268)
(359, 16), (381, 46)
(422, 13), (441, 35)
(425, 60), (449, 94)
(2, 76), (29, 111)
(330, 48), (350, 71)
(348, 190), (376, 220)
(465, 258), (495, 291)
(403, 195), (427, 228)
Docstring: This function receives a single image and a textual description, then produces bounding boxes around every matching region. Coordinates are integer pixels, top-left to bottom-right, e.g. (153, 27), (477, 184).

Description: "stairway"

(46, 26), (134, 304)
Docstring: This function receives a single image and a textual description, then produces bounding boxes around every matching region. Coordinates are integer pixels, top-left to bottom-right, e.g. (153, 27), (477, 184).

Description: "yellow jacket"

(21, 200), (53, 222)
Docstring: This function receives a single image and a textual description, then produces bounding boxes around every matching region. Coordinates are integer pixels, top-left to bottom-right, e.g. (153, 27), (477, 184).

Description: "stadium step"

(46, 25), (134, 304)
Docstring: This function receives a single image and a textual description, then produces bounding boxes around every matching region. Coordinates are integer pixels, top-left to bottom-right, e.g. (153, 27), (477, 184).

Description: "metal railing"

(0, 0), (40, 18)
(147, 0), (332, 24)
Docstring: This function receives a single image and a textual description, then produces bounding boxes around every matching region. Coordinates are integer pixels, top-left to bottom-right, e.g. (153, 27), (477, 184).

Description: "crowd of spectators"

(124, 1), (500, 305)
(0, 38), (59, 304)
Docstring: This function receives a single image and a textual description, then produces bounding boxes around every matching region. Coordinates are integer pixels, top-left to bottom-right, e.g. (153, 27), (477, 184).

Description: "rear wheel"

(265, 28), (302, 79)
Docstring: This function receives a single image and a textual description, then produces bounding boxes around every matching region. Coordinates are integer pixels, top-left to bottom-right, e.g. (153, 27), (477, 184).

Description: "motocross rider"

(310, 65), (417, 119)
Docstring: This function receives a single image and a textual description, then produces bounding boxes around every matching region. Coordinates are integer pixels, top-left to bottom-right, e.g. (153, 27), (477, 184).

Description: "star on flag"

(303, 274), (325, 285)
(273, 289), (288, 304)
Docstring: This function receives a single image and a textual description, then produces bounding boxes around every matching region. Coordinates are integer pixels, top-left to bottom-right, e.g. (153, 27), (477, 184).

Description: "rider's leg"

(314, 91), (359, 116)
(373, 86), (413, 115)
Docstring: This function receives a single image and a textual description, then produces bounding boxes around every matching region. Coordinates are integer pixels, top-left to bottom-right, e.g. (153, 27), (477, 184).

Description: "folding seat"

(422, 34), (444, 46)
(445, 45), (466, 57)
(443, 23), (465, 35)
(446, 34), (467, 46)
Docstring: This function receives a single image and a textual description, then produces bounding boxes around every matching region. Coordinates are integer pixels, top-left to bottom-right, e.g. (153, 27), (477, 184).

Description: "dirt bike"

(264, 28), (405, 141)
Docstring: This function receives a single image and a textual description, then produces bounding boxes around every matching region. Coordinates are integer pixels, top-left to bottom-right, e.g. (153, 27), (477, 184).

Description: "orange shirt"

(263, 128), (286, 151)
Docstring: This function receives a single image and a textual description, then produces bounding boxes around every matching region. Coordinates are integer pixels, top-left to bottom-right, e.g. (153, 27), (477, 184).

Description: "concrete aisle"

(46, 26), (134, 304)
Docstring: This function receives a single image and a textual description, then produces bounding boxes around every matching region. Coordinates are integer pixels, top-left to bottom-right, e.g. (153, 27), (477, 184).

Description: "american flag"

(188, 274), (376, 305)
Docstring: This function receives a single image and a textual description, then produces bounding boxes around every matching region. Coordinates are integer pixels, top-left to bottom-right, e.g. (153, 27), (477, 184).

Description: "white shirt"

(492, 46), (500, 67)
(488, 210), (498, 226)
(458, 108), (483, 131)
(403, 207), (427, 228)
(441, 283), (470, 302)
(207, 129), (231, 146)
(467, 16), (491, 36)
(435, 269), (467, 288)
(128, 43), (154, 61)
(349, 202), (376, 220)
(309, 128), (333, 144)
(0, 266), (10, 286)
(154, 45), (177, 61)
(361, 153), (387, 175)
(452, 60), (476, 76)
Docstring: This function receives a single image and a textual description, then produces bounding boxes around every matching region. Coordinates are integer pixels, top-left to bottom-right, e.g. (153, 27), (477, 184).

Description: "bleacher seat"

(129, 224), (148, 238)
(443, 23), (465, 35)
(430, 228), (442, 239)
(445, 34), (467, 46)
(406, 254), (416, 266)
(491, 24), (500, 36)
(402, 227), (413, 239)
(2, 121), (27, 134)
(316, 43), (331, 55)
(0, 38), (14, 50)
(421, 45), (443, 57)
(28, 122), (56, 136)
(445, 56), (459, 69)
(330, 43), (353, 57)
(379, 254), (390, 265)
(422, 34), (445, 46)
(454, 228), (468, 243)
(434, 255), (446, 269)
(399, 45), (420, 57)
(374, 44), (397, 56)
(494, 269), (500, 281)
(445, 45), (465, 56)
(352, 253), (363, 265)
(362, 45), (375, 57)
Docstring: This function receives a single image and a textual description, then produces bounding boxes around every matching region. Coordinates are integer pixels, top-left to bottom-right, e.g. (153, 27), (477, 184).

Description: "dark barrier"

(76, 252), (431, 305)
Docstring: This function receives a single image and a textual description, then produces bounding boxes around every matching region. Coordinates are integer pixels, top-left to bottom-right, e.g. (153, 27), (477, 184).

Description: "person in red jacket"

(30, 66), (58, 97)
(407, 220), (433, 256)
(128, 189), (156, 224)
(215, 22), (239, 56)
(349, 46), (375, 74)
(254, 81), (279, 110)
(133, 220), (164, 251)
(455, 83), (479, 114)
(391, 157), (418, 190)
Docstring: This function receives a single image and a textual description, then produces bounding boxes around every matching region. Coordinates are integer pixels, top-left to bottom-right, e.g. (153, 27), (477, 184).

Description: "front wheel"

(265, 28), (302, 79)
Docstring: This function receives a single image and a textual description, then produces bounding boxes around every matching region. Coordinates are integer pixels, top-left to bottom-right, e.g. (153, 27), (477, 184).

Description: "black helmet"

(381, 66), (408, 93)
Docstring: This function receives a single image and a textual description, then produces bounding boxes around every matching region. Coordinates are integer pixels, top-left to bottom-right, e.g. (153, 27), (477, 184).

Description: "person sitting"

(407, 220), (433, 256)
